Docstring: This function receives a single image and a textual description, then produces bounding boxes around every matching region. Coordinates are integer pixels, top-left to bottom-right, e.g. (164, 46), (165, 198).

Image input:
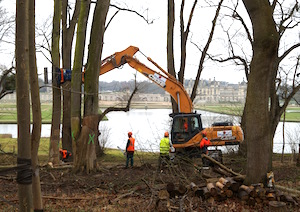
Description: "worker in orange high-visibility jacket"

(200, 131), (210, 167)
(125, 132), (135, 168)
(59, 148), (72, 162)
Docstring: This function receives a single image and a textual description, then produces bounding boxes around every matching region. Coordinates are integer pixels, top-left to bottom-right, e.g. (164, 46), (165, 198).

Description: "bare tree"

(167, 0), (177, 112)
(206, 0), (299, 184)
(71, 0), (91, 166)
(49, 0), (62, 165)
(29, 0), (43, 209)
(61, 0), (81, 156)
(73, 0), (110, 173)
(190, 0), (224, 102)
(167, 0), (224, 112)
(240, 0), (300, 184)
(16, 0), (33, 209)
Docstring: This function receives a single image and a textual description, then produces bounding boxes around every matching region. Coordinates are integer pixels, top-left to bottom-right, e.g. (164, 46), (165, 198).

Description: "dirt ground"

(0, 153), (299, 211)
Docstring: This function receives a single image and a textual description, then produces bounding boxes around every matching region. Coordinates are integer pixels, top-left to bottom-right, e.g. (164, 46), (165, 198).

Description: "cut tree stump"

(269, 201), (287, 212)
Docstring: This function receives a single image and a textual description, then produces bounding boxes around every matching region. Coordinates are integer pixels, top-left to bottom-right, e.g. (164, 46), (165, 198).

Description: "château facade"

(98, 78), (247, 105)
(1, 79), (247, 105)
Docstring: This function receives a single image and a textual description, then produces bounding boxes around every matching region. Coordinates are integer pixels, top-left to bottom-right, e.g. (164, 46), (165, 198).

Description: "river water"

(0, 109), (299, 153)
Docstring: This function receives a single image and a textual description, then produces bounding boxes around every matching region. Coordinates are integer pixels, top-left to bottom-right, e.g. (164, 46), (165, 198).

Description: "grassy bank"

(0, 138), (158, 165)
(0, 103), (107, 124)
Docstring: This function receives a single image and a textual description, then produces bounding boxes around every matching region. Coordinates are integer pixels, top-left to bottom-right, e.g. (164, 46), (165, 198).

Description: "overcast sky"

(0, 0), (248, 84)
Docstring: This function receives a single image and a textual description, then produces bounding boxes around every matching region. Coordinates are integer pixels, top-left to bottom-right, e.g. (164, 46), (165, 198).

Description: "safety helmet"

(164, 131), (169, 137)
(128, 132), (132, 137)
(202, 131), (207, 136)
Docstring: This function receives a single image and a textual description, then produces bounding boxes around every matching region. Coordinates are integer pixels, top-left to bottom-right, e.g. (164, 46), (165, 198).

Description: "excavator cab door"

(170, 113), (203, 145)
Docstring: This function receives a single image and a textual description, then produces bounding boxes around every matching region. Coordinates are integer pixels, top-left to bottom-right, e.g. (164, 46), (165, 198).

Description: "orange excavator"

(61, 46), (244, 157)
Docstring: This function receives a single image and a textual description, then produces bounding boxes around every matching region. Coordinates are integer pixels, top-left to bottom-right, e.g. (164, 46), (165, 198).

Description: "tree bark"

(61, 0), (80, 156)
(242, 0), (280, 185)
(166, 0), (178, 113)
(71, 0), (91, 165)
(16, 0), (33, 210)
(73, 0), (110, 173)
(49, 0), (62, 165)
(29, 0), (43, 210)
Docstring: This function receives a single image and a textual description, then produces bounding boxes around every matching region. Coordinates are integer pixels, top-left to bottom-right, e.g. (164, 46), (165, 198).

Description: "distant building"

(184, 78), (247, 104)
(1, 79), (247, 105)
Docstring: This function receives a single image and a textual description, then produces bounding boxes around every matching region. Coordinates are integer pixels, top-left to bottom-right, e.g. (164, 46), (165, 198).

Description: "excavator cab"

(170, 113), (203, 145)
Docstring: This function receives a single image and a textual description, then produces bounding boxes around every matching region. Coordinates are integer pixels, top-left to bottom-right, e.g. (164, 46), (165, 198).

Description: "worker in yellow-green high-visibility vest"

(158, 132), (172, 171)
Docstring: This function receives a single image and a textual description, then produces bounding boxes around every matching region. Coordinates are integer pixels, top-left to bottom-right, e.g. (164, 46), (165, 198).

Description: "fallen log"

(239, 185), (256, 197)
(215, 181), (226, 191)
(190, 182), (198, 192)
(255, 187), (266, 200)
(203, 187), (211, 199)
(249, 185), (258, 198)
(216, 188), (227, 202)
(232, 174), (246, 182)
(225, 189), (233, 198)
(213, 167), (231, 176)
(276, 185), (300, 197)
(279, 193), (298, 206)
(207, 183), (217, 197)
(218, 177), (231, 189)
(238, 190), (249, 201)
(201, 154), (243, 177)
(112, 190), (136, 203)
(226, 177), (241, 192)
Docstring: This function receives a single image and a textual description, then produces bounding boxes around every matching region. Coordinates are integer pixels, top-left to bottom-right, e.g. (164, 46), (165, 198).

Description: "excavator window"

(191, 117), (199, 132)
(171, 114), (203, 144)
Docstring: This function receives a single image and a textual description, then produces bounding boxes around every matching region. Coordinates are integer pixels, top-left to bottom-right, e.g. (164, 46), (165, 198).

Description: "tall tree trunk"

(49, 0), (62, 165)
(71, 0), (91, 164)
(73, 0), (110, 173)
(242, 0), (280, 185)
(16, 0), (33, 210)
(166, 0), (178, 113)
(29, 0), (43, 210)
(61, 0), (72, 154)
(61, 0), (80, 156)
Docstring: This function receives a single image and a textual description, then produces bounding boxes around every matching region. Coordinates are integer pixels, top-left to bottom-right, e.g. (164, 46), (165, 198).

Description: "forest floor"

(0, 151), (300, 211)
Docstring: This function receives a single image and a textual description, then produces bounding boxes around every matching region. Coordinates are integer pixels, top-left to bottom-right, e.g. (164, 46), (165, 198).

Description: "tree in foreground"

(16, 0), (33, 210)
(49, 0), (62, 165)
(73, 0), (110, 173)
(29, 0), (43, 209)
(241, 0), (300, 184)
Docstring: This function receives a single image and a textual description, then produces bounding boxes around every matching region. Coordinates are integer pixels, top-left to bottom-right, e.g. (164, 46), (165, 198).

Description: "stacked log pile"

(156, 177), (299, 211)
(155, 154), (299, 210)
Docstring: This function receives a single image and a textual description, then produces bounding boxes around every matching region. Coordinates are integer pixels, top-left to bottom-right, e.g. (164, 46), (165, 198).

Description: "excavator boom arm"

(99, 46), (193, 113)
